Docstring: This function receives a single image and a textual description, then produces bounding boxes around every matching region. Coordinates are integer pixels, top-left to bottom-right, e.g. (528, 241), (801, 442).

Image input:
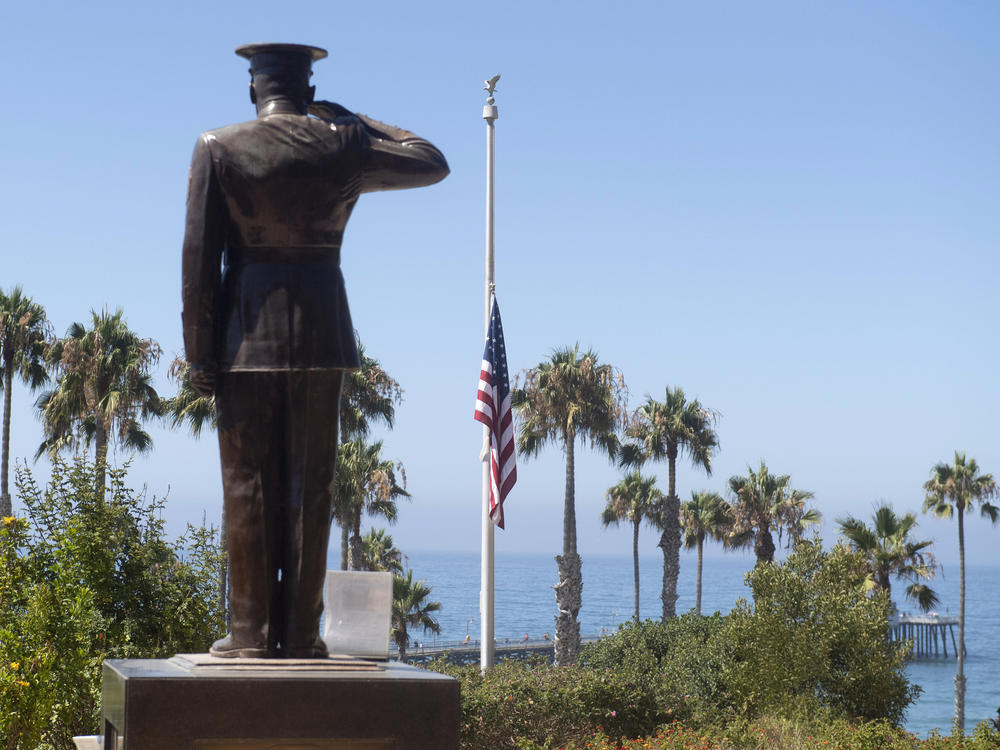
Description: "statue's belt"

(226, 245), (341, 265)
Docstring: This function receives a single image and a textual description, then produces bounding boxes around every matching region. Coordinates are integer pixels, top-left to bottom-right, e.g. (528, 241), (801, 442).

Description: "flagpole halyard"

(480, 75), (499, 671)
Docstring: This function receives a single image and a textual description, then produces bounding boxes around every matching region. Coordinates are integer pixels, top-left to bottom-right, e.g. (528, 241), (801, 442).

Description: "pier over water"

(401, 617), (966, 665)
(890, 613), (963, 658)
(399, 633), (609, 666)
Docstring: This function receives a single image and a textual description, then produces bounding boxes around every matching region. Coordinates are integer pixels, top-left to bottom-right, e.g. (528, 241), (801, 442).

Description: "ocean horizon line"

(398, 545), (986, 570)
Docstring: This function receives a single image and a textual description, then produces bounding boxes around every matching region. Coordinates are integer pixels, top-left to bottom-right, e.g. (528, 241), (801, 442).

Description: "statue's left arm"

(309, 101), (449, 192)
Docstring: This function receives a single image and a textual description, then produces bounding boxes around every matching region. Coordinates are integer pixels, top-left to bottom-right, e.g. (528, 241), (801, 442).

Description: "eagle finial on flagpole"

(484, 74), (500, 105)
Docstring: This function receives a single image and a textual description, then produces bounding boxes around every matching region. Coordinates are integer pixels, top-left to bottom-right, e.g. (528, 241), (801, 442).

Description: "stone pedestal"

(102, 655), (459, 750)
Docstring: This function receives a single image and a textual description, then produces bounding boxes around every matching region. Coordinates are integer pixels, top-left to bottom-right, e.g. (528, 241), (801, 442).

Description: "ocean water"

(379, 548), (999, 737)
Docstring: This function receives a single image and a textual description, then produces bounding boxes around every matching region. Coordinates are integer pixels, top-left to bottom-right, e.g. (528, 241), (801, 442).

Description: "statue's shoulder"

(198, 119), (260, 145)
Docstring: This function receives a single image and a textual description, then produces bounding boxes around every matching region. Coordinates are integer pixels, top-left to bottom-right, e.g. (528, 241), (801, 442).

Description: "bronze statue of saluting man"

(182, 43), (448, 658)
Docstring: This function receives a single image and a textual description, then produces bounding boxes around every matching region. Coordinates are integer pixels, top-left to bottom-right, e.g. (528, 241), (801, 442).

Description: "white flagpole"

(480, 75), (499, 671)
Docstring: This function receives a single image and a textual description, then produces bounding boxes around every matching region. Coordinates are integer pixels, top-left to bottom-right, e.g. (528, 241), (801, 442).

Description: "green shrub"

(17, 456), (226, 659)
(580, 613), (732, 725)
(520, 717), (998, 750)
(0, 515), (103, 750)
(724, 540), (919, 724)
(824, 717), (919, 749)
(0, 457), (225, 748)
(969, 720), (1000, 750)
(435, 541), (920, 748)
(430, 656), (672, 749)
(581, 543), (918, 729)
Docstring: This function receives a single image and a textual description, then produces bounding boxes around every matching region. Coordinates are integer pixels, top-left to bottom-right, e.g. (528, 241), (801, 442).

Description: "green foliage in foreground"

(0, 456), (225, 750)
(725, 540), (917, 724)
(527, 716), (1000, 750)
(432, 656), (662, 748)
(430, 541), (922, 750)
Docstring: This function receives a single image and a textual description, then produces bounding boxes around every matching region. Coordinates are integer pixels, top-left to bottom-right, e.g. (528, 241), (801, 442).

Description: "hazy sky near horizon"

(2, 1), (999, 569)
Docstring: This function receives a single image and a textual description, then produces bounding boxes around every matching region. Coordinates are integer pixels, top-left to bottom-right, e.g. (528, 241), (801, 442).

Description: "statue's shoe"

(209, 634), (271, 658)
(283, 638), (329, 659)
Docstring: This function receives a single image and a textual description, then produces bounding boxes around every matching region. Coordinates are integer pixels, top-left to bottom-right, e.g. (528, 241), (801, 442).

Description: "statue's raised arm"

(308, 100), (449, 192)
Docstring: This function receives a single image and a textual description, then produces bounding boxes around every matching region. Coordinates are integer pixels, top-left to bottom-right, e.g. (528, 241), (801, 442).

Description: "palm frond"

(513, 345), (627, 464)
(906, 583), (940, 611)
(618, 442), (647, 469)
(340, 339), (403, 441)
(602, 471), (661, 529)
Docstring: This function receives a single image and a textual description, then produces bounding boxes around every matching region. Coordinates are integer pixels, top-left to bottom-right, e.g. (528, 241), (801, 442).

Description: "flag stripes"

(474, 295), (516, 528)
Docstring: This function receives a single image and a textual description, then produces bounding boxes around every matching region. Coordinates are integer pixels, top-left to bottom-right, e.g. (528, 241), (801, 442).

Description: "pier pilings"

(888, 614), (963, 658)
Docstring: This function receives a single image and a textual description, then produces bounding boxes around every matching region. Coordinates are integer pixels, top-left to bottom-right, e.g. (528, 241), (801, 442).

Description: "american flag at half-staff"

(474, 294), (517, 528)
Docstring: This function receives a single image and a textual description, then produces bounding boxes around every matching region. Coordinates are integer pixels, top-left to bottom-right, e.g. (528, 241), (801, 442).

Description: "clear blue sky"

(2, 1), (998, 568)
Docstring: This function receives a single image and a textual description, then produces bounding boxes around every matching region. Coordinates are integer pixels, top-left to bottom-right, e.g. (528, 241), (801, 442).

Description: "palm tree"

(512, 344), (627, 665)
(391, 568), (441, 663)
(333, 438), (409, 570)
(680, 490), (732, 616)
(727, 461), (819, 566)
(923, 452), (998, 736)
(35, 309), (163, 499)
(601, 471), (662, 621)
(164, 356), (216, 437)
(837, 503), (938, 611)
(360, 527), (404, 575)
(339, 341), (402, 442)
(164, 356), (226, 619)
(0, 287), (50, 517)
(619, 386), (718, 620)
(333, 342), (402, 566)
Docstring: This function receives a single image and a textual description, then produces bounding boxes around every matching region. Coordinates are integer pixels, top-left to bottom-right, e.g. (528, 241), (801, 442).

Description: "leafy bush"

(969, 720), (1000, 750)
(724, 540), (918, 724)
(431, 656), (671, 749)
(520, 718), (999, 750)
(0, 456), (225, 749)
(435, 541), (920, 749)
(0, 515), (102, 750)
(581, 543), (917, 727)
(580, 613), (732, 725)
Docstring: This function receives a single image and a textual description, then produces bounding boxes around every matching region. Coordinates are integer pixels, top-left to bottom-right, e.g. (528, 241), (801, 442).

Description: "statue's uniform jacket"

(182, 109), (449, 371)
(181, 107), (448, 653)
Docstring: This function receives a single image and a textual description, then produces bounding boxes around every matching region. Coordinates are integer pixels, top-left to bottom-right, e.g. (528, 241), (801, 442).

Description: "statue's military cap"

(235, 43), (328, 73)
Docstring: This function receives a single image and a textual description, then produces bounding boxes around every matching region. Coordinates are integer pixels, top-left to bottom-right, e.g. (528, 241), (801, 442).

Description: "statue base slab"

(102, 656), (459, 750)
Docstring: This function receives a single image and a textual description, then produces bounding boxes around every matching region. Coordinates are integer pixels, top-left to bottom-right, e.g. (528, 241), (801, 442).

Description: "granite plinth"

(102, 656), (459, 750)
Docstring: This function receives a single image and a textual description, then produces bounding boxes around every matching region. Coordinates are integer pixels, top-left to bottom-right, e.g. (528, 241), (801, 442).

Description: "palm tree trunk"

(340, 522), (350, 571)
(755, 526), (776, 565)
(632, 518), (640, 621)
(876, 567), (891, 597)
(219, 503), (229, 629)
(397, 630), (407, 663)
(696, 533), (704, 617)
(563, 429), (576, 556)
(337, 431), (350, 571)
(658, 499), (680, 620)
(954, 505), (966, 736)
(349, 510), (363, 571)
(667, 448), (677, 500)
(658, 450), (680, 620)
(94, 420), (108, 503)
(1, 359), (13, 517)
(554, 429), (581, 666)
